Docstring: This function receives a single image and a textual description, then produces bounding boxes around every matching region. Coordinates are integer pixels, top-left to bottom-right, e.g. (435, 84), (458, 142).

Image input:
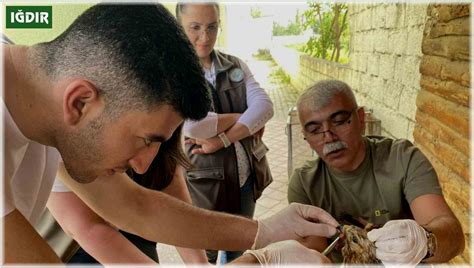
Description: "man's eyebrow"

(303, 110), (351, 129)
(304, 121), (320, 130)
(329, 110), (351, 119)
(146, 135), (167, 143)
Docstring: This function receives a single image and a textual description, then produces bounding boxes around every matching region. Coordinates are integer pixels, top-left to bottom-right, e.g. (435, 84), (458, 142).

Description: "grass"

(285, 43), (306, 52)
(286, 42), (350, 65)
(252, 48), (273, 61)
(252, 48), (293, 85)
(270, 67), (292, 84)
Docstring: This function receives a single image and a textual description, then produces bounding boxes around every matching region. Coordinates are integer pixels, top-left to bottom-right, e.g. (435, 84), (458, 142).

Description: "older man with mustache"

(287, 80), (464, 265)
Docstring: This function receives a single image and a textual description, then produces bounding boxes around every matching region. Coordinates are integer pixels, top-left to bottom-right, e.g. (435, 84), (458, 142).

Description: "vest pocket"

(252, 140), (269, 162)
(185, 168), (225, 211)
(186, 168), (224, 181)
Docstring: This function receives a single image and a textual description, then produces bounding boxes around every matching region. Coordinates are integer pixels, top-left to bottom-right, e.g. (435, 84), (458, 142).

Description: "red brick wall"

(414, 4), (470, 264)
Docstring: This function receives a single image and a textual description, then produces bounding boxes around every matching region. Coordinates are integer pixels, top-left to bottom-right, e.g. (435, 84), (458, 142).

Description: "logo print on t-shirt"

(374, 209), (389, 217)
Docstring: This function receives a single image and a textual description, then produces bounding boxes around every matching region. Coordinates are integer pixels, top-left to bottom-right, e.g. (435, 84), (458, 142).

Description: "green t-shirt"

(288, 136), (442, 262)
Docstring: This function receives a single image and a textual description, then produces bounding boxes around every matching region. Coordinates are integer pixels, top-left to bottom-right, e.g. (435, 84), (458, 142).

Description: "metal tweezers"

(322, 225), (344, 256)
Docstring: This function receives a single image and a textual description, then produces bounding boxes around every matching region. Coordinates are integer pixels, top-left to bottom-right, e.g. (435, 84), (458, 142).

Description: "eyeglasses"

(187, 23), (220, 37)
(303, 108), (357, 142)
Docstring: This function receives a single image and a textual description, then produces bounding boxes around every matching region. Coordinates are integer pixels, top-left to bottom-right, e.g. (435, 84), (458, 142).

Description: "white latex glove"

(367, 219), (427, 266)
(252, 203), (338, 249)
(245, 240), (331, 265)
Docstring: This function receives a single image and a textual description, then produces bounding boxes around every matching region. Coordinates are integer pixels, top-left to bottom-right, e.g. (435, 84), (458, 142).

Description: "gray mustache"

(323, 141), (348, 156)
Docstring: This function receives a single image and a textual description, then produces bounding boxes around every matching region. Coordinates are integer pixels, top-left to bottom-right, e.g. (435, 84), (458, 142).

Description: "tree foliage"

(272, 21), (303, 36)
(302, 3), (349, 63)
(272, 10), (303, 36)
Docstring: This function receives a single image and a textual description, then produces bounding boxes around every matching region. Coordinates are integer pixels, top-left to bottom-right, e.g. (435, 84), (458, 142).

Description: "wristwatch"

(422, 227), (437, 260)
(218, 132), (231, 148)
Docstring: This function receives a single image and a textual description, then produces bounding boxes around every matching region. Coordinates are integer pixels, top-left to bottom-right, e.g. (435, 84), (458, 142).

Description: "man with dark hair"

(30, 4), (212, 183)
(3, 4), (339, 264)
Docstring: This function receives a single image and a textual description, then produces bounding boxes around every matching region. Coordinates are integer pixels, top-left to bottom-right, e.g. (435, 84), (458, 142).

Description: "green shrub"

(302, 3), (349, 63)
(272, 21), (303, 36)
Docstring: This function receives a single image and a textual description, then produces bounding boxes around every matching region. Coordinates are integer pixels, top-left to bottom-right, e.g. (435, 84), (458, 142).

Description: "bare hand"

(185, 137), (224, 154)
(254, 126), (265, 140)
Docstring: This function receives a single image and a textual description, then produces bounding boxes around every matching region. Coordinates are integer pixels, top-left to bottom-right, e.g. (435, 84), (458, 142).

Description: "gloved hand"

(252, 203), (338, 249)
(245, 240), (331, 265)
(367, 219), (427, 266)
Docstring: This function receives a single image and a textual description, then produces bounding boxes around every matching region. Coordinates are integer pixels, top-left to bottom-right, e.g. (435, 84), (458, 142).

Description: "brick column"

(414, 4), (470, 264)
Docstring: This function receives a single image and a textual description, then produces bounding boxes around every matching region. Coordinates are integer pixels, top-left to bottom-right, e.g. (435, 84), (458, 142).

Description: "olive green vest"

(185, 51), (273, 213)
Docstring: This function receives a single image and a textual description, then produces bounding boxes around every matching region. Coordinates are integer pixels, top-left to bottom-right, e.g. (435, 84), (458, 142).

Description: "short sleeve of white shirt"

(3, 100), (60, 225)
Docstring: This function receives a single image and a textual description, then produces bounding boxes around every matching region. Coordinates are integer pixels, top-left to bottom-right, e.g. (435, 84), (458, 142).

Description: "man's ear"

(62, 79), (102, 126)
(357, 106), (366, 134)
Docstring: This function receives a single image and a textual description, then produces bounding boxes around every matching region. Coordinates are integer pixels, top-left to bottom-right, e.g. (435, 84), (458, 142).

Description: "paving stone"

(261, 187), (275, 197)
(267, 180), (287, 191)
(257, 196), (281, 209)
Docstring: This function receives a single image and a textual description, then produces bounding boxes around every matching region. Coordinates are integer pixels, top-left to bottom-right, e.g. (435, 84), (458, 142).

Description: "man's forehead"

(300, 94), (353, 118)
(299, 104), (340, 120)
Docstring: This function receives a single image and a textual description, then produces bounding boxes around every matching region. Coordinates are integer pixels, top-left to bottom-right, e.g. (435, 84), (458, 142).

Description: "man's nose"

(321, 127), (337, 143)
(129, 143), (161, 174)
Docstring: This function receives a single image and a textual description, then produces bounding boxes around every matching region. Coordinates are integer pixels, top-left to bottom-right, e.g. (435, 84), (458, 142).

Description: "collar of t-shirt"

(327, 137), (370, 179)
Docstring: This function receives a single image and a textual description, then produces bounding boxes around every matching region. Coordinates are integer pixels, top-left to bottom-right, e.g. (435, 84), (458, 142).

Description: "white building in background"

(222, 3), (310, 60)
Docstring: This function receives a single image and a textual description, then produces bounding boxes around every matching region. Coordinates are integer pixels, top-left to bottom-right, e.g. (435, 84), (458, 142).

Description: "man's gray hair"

(296, 80), (357, 112)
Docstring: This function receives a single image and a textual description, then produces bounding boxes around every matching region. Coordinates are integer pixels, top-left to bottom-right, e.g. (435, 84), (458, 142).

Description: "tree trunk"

(335, 8), (348, 62)
(330, 5), (341, 61)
